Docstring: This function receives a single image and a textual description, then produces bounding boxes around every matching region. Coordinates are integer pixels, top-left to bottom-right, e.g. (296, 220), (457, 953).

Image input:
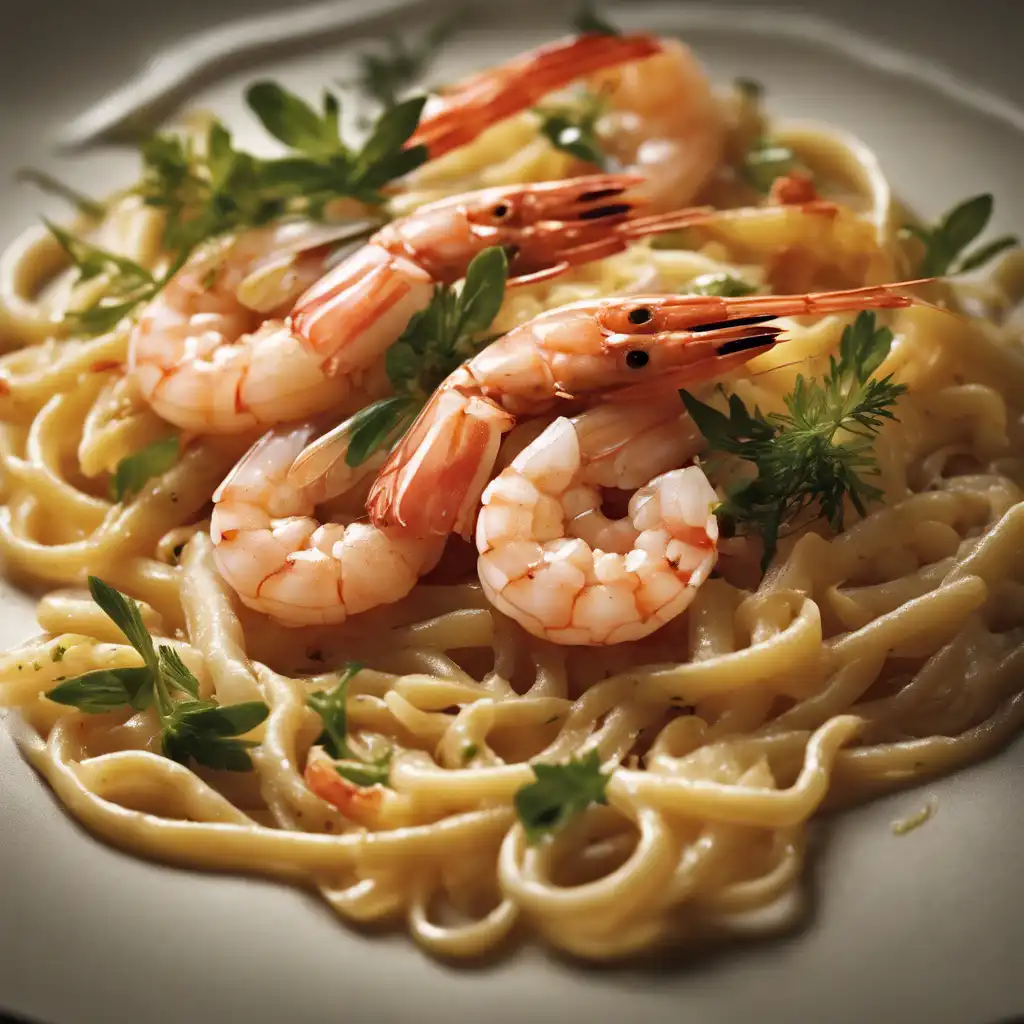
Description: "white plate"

(1, 3), (1023, 1022)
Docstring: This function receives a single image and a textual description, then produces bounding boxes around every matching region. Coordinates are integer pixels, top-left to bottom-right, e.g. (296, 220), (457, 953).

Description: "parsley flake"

(307, 662), (392, 787)
(514, 750), (610, 844)
(111, 436), (179, 502)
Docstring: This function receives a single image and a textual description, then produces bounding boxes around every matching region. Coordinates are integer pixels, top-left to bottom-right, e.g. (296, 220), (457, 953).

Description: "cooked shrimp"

(407, 32), (663, 159)
(405, 32), (724, 213)
(367, 282), (924, 539)
(210, 422), (445, 626)
(587, 38), (726, 212)
(131, 175), (710, 433)
(129, 221), (376, 432)
(476, 407), (718, 645)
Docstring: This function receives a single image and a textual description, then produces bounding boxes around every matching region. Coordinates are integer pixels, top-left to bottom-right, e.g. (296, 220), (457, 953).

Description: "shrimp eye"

(625, 349), (650, 369)
(628, 307), (653, 325)
(492, 202), (511, 219)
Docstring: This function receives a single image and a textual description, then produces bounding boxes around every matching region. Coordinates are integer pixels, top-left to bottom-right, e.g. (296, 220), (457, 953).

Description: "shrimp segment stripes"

(210, 423), (444, 626)
(476, 411), (719, 645)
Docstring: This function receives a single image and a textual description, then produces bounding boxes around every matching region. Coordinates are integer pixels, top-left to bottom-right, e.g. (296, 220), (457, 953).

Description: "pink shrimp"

(130, 175), (712, 433)
(366, 282), (926, 539)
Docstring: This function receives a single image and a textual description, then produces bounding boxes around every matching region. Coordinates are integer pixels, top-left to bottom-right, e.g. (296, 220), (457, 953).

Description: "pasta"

(2, 23), (1024, 965)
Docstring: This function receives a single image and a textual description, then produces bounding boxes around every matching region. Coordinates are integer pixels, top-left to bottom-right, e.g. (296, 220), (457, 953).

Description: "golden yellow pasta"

(1, 24), (1023, 964)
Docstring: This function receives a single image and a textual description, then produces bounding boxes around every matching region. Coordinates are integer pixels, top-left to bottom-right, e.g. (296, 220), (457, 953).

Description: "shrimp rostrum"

(367, 283), (921, 540)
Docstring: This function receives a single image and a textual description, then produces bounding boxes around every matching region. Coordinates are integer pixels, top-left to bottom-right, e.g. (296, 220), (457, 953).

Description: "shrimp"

(129, 221), (376, 432)
(367, 282), (925, 538)
(405, 32), (723, 213)
(587, 38), (726, 211)
(210, 422), (445, 626)
(407, 32), (663, 159)
(130, 175), (711, 433)
(476, 406), (718, 645)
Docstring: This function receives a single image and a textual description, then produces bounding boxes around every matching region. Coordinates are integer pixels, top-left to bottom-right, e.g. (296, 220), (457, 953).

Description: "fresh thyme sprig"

(681, 311), (907, 571)
(46, 578), (268, 771)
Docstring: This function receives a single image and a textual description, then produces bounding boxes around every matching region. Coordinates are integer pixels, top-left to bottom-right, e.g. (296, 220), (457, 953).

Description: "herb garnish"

(46, 578), (268, 771)
(572, 1), (620, 35)
(342, 245), (508, 467)
(535, 90), (608, 168)
(17, 168), (106, 219)
(742, 136), (796, 194)
(111, 436), (179, 502)
(689, 272), (756, 298)
(42, 86), (428, 335)
(308, 662), (391, 787)
(902, 194), (1018, 277)
(42, 219), (174, 334)
(354, 11), (463, 110)
(514, 750), (610, 844)
(681, 311), (906, 571)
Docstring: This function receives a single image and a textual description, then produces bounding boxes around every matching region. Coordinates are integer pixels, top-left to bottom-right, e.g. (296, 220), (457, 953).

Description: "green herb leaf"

(307, 662), (363, 759)
(350, 95), (429, 192)
(17, 168), (106, 218)
(572, 1), (620, 35)
(245, 83), (342, 156)
(956, 234), (1019, 274)
(461, 742), (478, 763)
(340, 244), (509, 463)
(46, 667), (153, 714)
(43, 220), (159, 334)
(355, 11), (463, 110)
(161, 698), (267, 771)
(735, 77), (764, 101)
(111, 436), (179, 502)
(514, 750), (610, 844)
(680, 311), (907, 571)
(335, 755), (391, 788)
(742, 138), (795, 194)
(169, 700), (268, 736)
(455, 246), (509, 337)
(157, 645), (201, 698)
(59, 579), (267, 770)
(689, 273), (756, 297)
(51, 644), (67, 663)
(535, 90), (608, 169)
(908, 193), (1019, 276)
(938, 193), (992, 257)
(537, 111), (606, 167)
(88, 577), (159, 677)
(343, 397), (418, 468)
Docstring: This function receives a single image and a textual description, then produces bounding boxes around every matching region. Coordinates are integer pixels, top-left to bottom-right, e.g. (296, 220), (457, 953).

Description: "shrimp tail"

(408, 33), (663, 159)
(367, 379), (515, 539)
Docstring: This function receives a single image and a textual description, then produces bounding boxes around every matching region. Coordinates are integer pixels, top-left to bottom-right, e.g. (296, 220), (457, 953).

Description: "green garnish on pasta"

(682, 311), (906, 569)
(514, 750), (610, 843)
(46, 578), (268, 771)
